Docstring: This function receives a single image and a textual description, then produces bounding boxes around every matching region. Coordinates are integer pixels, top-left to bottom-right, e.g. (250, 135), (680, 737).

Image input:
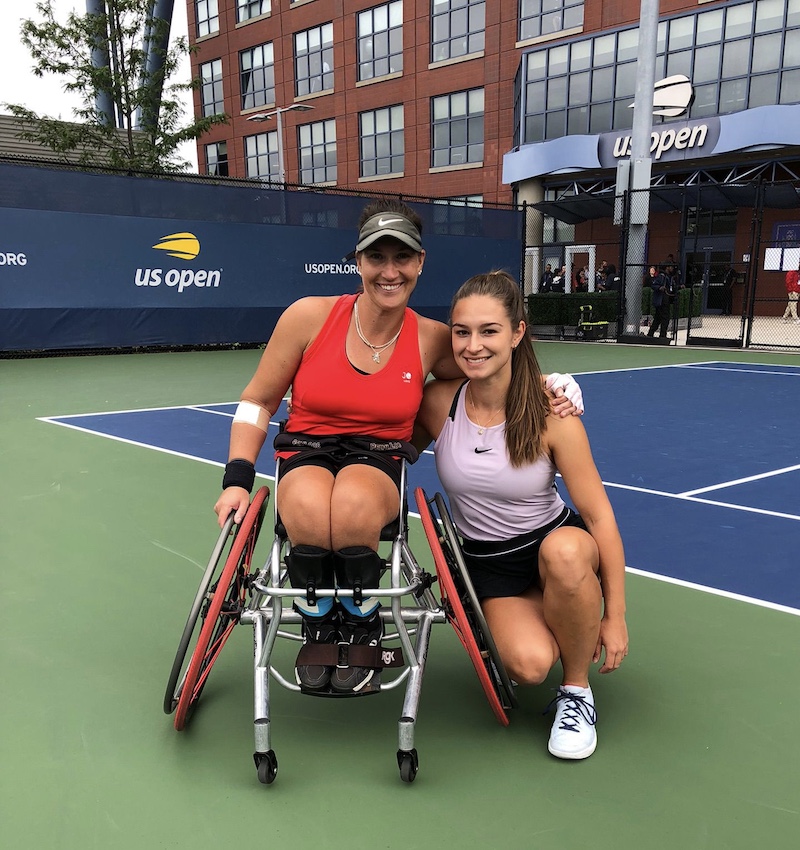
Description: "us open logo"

(134, 232), (223, 293)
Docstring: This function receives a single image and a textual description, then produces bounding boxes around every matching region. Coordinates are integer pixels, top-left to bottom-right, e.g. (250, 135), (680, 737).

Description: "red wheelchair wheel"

(173, 486), (269, 731)
(415, 487), (513, 726)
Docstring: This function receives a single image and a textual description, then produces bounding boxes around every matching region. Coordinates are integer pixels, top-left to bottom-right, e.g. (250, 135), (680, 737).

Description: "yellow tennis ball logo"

(152, 233), (201, 261)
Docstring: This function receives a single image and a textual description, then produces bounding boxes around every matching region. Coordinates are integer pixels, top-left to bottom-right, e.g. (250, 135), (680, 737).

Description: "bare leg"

(538, 527), (601, 688)
(277, 465), (336, 547)
(482, 589), (559, 686)
(329, 464), (400, 551)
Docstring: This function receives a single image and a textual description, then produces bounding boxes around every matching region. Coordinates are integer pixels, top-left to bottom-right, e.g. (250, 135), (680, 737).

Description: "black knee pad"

(334, 547), (383, 607)
(285, 545), (334, 606)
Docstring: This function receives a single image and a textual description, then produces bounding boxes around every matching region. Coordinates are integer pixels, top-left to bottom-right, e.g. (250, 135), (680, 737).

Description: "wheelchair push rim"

(163, 511), (236, 714)
(414, 487), (514, 726)
(172, 486), (269, 730)
(432, 492), (518, 710)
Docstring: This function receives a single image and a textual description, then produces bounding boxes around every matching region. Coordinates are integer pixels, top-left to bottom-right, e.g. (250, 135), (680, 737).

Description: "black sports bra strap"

(448, 380), (469, 421)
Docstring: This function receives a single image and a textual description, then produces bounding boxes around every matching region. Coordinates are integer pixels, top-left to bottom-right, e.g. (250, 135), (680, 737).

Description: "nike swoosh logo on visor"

(377, 217), (404, 226)
(474, 447), (492, 453)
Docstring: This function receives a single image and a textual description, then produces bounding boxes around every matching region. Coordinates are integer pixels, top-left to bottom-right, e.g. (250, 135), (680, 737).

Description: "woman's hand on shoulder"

(544, 372), (584, 417)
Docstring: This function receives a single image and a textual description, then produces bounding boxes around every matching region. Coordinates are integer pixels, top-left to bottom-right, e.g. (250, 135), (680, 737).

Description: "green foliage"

(3, 0), (227, 172)
(527, 292), (619, 326)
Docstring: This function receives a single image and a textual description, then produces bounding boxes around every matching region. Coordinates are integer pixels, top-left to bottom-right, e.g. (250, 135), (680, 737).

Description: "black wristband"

(222, 458), (256, 492)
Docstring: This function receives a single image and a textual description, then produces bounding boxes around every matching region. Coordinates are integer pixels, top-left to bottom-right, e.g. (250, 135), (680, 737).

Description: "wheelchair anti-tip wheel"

(167, 486), (269, 730)
(415, 487), (517, 726)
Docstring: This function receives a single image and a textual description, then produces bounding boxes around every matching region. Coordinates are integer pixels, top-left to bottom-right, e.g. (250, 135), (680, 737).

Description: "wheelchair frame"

(164, 470), (516, 785)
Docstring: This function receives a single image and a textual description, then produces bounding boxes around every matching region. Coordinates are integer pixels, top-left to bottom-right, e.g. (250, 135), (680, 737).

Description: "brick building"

(187, 1), (800, 327)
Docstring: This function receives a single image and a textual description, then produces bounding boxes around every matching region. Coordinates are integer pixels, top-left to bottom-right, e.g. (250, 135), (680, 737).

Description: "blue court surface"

(40, 361), (800, 614)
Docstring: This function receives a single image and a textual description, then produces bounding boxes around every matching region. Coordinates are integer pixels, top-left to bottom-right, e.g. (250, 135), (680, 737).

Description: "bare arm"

(547, 414), (628, 671)
(413, 378), (464, 451)
(418, 317), (463, 379)
(214, 297), (334, 525)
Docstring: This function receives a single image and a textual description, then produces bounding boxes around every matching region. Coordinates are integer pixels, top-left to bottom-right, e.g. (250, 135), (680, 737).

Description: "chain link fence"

(522, 179), (800, 351)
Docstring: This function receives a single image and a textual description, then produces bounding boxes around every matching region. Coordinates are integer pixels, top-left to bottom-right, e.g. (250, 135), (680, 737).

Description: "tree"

(4, 0), (227, 172)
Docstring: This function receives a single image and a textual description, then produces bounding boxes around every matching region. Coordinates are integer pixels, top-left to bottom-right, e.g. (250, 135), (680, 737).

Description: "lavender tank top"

(434, 382), (566, 541)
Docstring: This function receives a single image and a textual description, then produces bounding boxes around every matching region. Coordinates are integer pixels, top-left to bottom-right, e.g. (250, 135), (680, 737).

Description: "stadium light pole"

(246, 104), (315, 184)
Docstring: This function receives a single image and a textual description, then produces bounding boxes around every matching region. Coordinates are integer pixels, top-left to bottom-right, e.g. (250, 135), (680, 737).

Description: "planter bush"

(527, 291), (619, 327)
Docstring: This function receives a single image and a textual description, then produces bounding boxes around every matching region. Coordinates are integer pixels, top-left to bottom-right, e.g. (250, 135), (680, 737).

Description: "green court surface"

(2, 343), (799, 850)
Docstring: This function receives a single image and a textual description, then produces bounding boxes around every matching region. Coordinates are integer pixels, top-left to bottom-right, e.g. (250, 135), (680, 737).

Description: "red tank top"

(285, 294), (424, 440)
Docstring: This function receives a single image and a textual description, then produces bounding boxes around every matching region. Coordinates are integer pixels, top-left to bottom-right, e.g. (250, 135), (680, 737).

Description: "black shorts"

(460, 507), (588, 600)
(278, 447), (403, 490)
(274, 432), (417, 492)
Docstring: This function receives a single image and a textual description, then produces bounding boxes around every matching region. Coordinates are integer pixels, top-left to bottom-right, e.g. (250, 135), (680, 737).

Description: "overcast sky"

(0, 1), (198, 168)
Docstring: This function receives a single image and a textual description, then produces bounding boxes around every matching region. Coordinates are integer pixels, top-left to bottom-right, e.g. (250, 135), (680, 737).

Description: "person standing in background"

(783, 263), (800, 323)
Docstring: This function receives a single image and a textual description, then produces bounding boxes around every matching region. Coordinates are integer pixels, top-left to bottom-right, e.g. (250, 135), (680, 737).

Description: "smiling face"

(356, 237), (424, 308)
(450, 294), (526, 381)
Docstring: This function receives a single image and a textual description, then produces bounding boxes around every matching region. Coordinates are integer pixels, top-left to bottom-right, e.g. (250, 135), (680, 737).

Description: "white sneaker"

(794, 320), (800, 325)
(546, 685), (597, 760)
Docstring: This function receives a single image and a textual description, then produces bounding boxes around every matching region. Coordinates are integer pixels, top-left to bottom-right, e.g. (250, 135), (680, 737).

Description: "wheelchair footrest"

(298, 674), (382, 698)
(296, 642), (404, 669)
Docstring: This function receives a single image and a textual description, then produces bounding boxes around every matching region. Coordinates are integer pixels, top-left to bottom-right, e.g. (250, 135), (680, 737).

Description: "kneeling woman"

(414, 271), (628, 760)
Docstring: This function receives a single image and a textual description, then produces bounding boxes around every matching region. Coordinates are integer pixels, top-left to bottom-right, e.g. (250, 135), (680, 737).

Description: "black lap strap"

(295, 642), (404, 669)
(274, 431), (419, 465)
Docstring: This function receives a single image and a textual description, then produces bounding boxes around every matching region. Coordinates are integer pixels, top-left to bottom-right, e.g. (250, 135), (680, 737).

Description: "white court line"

(625, 566), (800, 618)
(559, 477), (800, 522)
(680, 463), (800, 497)
(38, 401), (237, 418)
(676, 364), (800, 376)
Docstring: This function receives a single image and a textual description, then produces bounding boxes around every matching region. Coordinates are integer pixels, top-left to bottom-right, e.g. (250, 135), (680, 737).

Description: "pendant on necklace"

(372, 352), (381, 363)
(477, 427), (484, 435)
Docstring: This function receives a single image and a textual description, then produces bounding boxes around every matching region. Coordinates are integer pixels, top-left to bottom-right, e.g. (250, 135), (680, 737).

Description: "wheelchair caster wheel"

(397, 748), (418, 783)
(254, 750), (278, 785)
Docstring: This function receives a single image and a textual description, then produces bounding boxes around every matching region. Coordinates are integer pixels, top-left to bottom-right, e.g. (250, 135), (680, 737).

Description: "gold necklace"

(353, 298), (404, 364)
(468, 383), (506, 435)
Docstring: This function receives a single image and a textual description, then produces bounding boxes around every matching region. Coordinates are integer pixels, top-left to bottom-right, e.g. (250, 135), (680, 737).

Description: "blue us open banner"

(0, 164), (522, 352)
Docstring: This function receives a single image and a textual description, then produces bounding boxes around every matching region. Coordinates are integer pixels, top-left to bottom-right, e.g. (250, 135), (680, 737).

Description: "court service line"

(38, 402), (237, 418)
(36, 417), (271, 485)
(593, 479), (800, 522)
(626, 566), (800, 618)
(679, 463), (800, 497)
(676, 364), (800, 377)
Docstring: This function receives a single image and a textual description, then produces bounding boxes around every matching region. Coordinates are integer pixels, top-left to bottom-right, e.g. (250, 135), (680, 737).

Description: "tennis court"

(3, 343), (799, 849)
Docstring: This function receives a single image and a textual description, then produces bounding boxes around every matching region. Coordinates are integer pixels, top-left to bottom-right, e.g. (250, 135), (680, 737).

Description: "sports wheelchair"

(163, 469), (516, 785)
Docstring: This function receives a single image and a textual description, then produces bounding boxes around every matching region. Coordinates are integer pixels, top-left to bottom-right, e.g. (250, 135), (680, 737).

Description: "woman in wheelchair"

(413, 271), (628, 760)
(214, 199), (583, 695)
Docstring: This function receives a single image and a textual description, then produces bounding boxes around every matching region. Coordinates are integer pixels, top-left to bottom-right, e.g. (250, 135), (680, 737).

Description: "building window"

(299, 118), (337, 183)
(204, 141), (228, 176)
(360, 105), (404, 177)
(433, 196), (484, 235)
(431, 88), (484, 167)
(200, 59), (224, 117)
(519, 0), (584, 42)
(358, 1), (403, 81)
(431, 0), (485, 63)
(240, 43), (275, 111)
(295, 23), (334, 97)
(196, 0), (219, 37)
(244, 132), (280, 181)
(237, 0), (270, 24)
(519, 0), (800, 145)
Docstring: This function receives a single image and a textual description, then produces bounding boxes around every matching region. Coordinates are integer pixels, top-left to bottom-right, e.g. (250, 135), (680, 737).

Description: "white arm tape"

(233, 401), (272, 432)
